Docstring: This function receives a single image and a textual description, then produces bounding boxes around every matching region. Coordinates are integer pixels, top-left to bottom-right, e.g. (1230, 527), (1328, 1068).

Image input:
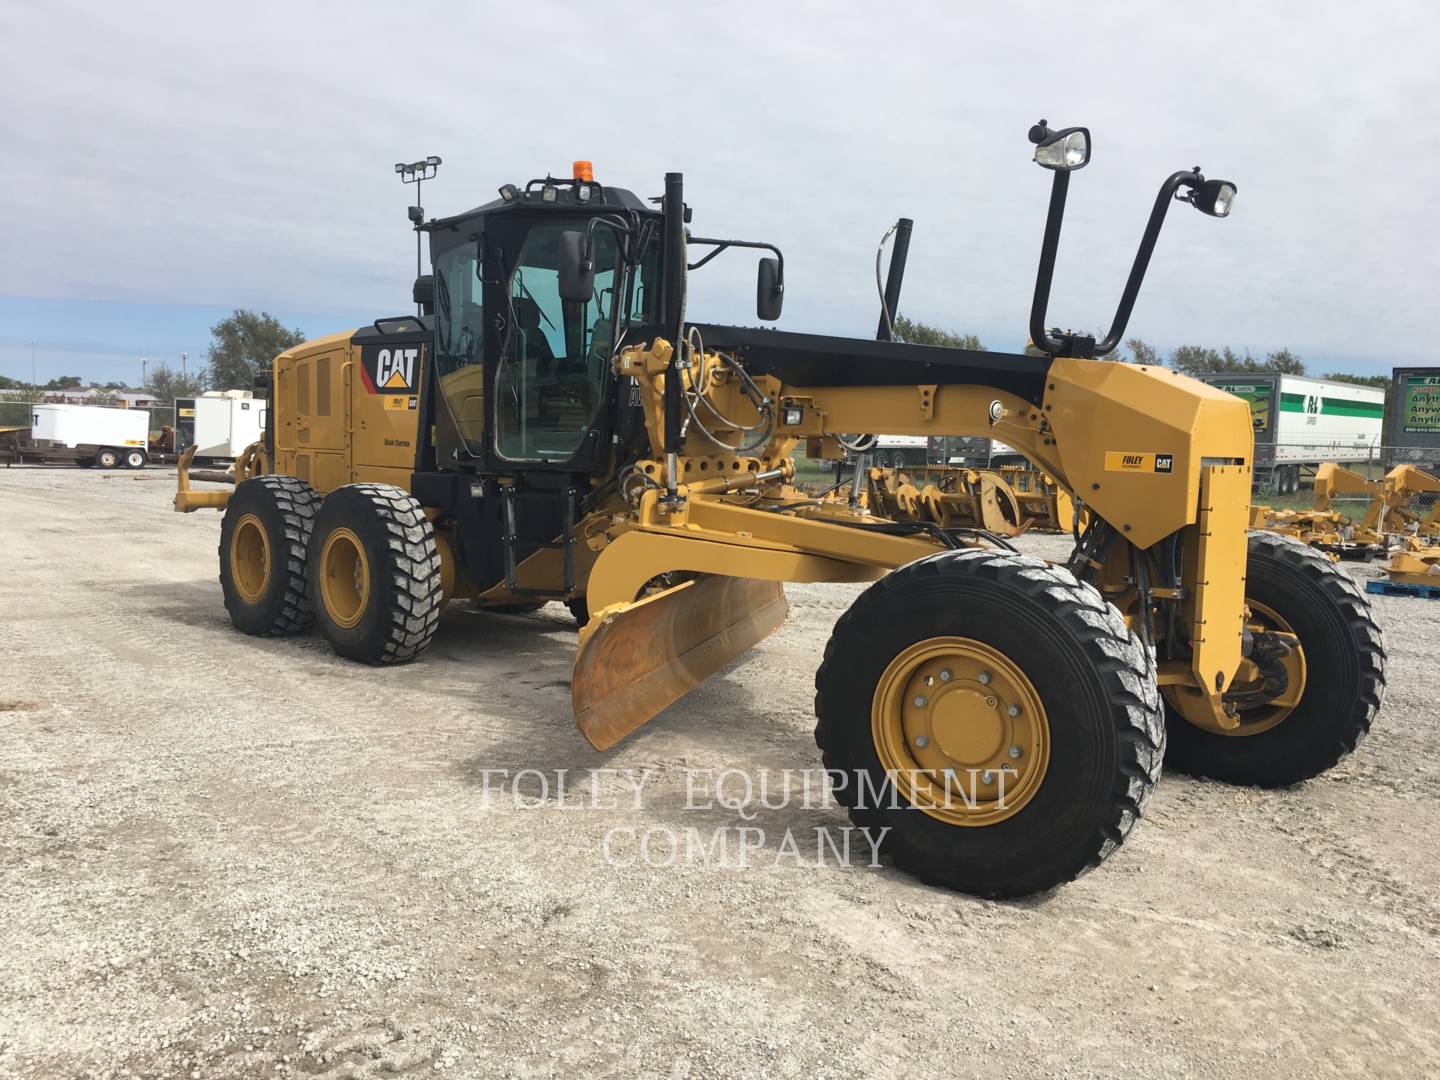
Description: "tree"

(1126, 338), (1158, 365)
(144, 362), (205, 406)
(1262, 348), (1306, 375)
(1169, 346), (1307, 376)
(891, 315), (985, 351)
(43, 374), (83, 390)
(206, 309), (306, 390)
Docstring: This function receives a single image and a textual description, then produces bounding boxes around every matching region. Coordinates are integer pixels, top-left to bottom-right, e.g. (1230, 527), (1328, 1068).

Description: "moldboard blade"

(572, 575), (788, 751)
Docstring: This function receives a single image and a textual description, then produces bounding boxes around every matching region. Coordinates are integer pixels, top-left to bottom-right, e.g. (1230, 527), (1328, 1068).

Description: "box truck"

(176, 391), (266, 462)
(1197, 373), (1385, 493)
(3, 403), (152, 468)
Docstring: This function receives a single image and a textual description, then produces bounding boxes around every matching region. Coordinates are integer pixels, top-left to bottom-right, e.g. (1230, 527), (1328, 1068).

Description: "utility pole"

(31, 338), (36, 390)
(181, 352), (188, 379)
(396, 156), (442, 315)
(141, 357), (148, 389)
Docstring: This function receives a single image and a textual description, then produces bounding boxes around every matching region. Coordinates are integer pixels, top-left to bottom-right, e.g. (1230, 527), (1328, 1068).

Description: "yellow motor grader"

(177, 124), (1385, 897)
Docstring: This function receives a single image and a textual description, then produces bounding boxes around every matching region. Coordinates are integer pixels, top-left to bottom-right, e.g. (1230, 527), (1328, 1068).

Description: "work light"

(1188, 178), (1237, 217)
(1029, 122), (1091, 171)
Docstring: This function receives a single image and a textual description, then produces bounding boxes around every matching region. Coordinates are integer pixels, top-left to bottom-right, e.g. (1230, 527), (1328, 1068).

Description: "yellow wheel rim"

(230, 513), (271, 604)
(1163, 599), (1307, 736)
(872, 637), (1050, 826)
(319, 527), (371, 629)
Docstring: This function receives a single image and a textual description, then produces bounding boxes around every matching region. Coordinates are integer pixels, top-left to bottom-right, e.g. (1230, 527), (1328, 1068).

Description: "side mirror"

(412, 274), (434, 315)
(558, 231), (595, 303)
(756, 257), (784, 321)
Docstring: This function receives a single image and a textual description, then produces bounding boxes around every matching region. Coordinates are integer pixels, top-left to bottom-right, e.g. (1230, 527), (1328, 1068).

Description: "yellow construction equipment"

(865, 464), (1026, 535)
(863, 462), (1078, 536)
(177, 127), (1386, 897)
(1249, 462), (1440, 561)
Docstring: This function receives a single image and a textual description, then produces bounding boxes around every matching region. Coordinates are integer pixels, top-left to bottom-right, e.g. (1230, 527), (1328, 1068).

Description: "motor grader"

(177, 123), (1385, 898)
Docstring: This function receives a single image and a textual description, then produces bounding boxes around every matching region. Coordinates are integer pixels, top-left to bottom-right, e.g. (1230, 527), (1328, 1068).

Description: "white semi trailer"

(6, 404), (152, 468)
(1197, 374), (1385, 493)
(179, 391), (266, 462)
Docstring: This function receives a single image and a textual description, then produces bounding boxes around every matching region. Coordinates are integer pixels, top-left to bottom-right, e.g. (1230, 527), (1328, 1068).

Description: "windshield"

(494, 221), (624, 462)
(432, 216), (655, 466)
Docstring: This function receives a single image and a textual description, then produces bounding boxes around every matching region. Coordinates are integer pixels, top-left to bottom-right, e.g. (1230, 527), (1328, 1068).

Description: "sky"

(1, 0), (1436, 386)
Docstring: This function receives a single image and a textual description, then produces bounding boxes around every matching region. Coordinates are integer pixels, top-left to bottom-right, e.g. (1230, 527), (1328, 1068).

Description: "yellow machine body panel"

(270, 331), (420, 494)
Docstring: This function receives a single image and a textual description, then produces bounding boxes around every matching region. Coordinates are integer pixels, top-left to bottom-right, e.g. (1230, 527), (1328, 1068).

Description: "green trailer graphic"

(1214, 382), (1272, 431)
(1403, 376), (1440, 434)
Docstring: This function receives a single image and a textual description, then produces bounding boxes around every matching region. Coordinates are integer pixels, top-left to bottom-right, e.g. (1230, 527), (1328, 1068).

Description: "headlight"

(1028, 123), (1091, 171)
(1190, 178), (1238, 217)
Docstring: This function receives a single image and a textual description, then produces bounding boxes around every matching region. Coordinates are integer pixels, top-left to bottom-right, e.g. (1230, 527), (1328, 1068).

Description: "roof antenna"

(396, 156), (442, 315)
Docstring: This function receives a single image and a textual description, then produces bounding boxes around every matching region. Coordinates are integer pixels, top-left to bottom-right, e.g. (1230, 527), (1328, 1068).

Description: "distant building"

(35, 387), (159, 409)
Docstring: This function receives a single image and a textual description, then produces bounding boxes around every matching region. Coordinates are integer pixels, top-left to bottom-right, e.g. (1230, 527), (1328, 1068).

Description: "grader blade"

(572, 575), (788, 751)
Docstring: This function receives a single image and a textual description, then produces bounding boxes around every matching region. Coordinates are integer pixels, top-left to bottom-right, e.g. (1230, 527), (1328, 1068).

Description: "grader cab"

(178, 123), (1385, 897)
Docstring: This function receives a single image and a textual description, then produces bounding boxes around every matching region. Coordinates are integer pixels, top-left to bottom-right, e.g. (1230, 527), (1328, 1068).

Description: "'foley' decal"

(1105, 452), (1174, 474)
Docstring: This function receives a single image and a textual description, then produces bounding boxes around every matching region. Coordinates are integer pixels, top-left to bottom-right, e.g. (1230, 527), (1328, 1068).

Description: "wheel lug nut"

(982, 770), (995, 784)
(978, 672), (992, 685)
(915, 735), (929, 749)
(939, 669), (952, 682)
(1007, 704), (1020, 717)
(1009, 745), (1022, 759)
(914, 695), (928, 708)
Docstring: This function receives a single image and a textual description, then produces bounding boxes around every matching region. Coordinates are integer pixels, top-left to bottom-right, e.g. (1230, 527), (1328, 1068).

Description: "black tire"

(814, 549), (1164, 898)
(567, 597), (589, 627)
(219, 475), (320, 636)
(96, 448), (120, 469)
(307, 483), (442, 665)
(121, 449), (147, 469)
(1163, 531), (1385, 787)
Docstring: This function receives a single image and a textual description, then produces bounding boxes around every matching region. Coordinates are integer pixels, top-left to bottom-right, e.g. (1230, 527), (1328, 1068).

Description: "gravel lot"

(2, 465), (1438, 1079)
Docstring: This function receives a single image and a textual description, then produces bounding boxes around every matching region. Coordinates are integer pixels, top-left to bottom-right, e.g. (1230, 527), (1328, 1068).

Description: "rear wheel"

(219, 475), (319, 635)
(307, 484), (443, 664)
(96, 448), (120, 469)
(815, 549), (1163, 898)
(122, 449), (147, 469)
(1162, 531), (1385, 786)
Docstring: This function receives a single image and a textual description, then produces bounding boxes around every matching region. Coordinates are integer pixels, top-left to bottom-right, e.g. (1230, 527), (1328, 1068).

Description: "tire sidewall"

(1164, 534), (1375, 785)
(819, 554), (1131, 883)
(220, 480), (302, 634)
(308, 486), (432, 662)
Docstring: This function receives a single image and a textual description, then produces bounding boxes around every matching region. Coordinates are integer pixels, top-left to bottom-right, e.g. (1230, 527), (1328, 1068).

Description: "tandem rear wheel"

(218, 475), (320, 636)
(814, 548), (1164, 898)
(306, 483), (444, 665)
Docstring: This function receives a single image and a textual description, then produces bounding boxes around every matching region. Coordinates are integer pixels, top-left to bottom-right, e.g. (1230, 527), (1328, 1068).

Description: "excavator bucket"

(572, 574), (789, 751)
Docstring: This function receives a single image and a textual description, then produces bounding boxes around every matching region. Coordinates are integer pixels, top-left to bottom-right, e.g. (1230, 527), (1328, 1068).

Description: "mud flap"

(572, 575), (789, 751)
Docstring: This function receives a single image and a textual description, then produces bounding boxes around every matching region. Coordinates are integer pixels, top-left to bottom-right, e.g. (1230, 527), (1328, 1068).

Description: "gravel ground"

(2, 465), (1438, 1079)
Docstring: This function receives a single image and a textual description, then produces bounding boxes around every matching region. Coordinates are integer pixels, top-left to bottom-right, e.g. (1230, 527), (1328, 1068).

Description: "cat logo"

(376, 347), (418, 391)
(1105, 451), (1176, 474)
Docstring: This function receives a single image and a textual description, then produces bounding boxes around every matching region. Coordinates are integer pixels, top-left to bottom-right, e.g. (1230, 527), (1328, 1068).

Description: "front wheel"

(95, 448), (120, 469)
(1162, 531), (1385, 786)
(814, 549), (1163, 898)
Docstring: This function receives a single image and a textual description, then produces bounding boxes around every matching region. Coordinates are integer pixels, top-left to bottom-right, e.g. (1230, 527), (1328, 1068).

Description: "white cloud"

(1, 0), (1436, 373)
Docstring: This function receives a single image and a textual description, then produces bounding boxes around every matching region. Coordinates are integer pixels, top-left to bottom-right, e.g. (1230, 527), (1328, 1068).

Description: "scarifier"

(177, 123), (1386, 897)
